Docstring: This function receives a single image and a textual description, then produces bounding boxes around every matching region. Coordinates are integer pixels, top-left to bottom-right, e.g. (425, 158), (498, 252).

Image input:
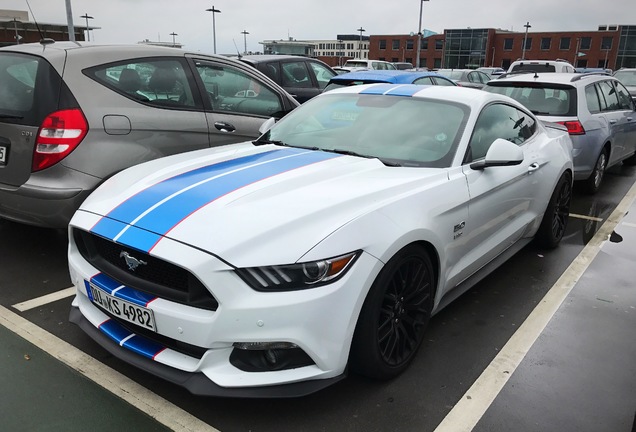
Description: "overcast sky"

(5, 0), (636, 54)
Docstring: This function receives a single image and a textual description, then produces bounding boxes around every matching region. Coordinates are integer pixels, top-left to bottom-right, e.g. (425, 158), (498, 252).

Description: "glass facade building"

(617, 25), (636, 68)
(443, 28), (489, 69)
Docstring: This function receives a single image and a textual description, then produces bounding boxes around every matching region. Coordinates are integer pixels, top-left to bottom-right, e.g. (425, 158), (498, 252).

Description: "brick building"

(369, 24), (636, 71)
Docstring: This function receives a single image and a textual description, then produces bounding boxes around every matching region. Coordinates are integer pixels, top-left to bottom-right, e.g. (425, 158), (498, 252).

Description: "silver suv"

(506, 59), (575, 74)
(484, 72), (636, 193)
(0, 42), (298, 228)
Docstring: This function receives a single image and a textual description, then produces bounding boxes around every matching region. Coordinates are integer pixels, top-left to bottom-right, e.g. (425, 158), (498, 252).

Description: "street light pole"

(12, 19), (21, 44)
(415, 0), (430, 69)
(357, 27), (365, 59)
(170, 32), (178, 47)
(241, 30), (249, 54)
(522, 21), (531, 60)
(206, 6), (221, 54)
(80, 13), (93, 41)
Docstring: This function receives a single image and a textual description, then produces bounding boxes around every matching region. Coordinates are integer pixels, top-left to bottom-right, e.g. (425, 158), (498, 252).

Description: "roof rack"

(570, 71), (611, 82)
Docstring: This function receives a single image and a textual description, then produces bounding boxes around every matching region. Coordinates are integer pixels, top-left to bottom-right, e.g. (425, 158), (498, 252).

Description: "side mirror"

(470, 138), (524, 170)
(258, 117), (277, 134)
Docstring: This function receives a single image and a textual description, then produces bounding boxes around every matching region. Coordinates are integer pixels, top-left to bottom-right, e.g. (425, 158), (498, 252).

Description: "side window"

(87, 59), (197, 108)
(309, 62), (336, 90)
(614, 81), (634, 110)
(281, 61), (312, 88)
(597, 80), (620, 111)
(432, 77), (456, 86)
(261, 62), (280, 84)
(412, 77), (434, 85)
(468, 72), (480, 83)
(194, 61), (284, 117)
(467, 104), (536, 162)
(585, 84), (601, 113)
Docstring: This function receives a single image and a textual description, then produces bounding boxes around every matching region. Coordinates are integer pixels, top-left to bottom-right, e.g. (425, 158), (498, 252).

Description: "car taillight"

(557, 120), (585, 135)
(32, 108), (88, 172)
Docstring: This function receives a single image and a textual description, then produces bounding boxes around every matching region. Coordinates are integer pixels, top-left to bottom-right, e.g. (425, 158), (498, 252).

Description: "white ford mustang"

(68, 84), (573, 397)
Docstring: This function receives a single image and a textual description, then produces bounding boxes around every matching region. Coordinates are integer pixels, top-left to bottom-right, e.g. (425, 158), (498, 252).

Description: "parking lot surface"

(1, 166), (635, 432)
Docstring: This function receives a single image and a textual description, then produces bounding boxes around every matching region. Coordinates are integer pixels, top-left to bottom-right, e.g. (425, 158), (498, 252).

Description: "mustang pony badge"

(119, 251), (147, 271)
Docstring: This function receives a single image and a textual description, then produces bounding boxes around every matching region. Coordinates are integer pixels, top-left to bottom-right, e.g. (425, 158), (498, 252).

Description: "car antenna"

(232, 39), (242, 59)
(25, 0), (46, 42)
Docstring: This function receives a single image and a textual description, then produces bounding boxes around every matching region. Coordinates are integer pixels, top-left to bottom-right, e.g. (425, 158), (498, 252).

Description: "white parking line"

(12, 287), (76, 312)
(434, 180), (636, 432)
(0, 304), (219, 432)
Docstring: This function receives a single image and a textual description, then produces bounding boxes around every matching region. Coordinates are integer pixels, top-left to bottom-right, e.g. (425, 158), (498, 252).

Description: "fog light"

(233, 341), (298, 350)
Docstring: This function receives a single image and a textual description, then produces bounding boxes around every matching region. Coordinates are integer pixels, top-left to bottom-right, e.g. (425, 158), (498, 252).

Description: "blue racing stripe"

(115, 287), (156, 308)
(91, 273), (122, 295)
(385, 86), (423, 97)
(122, 335), (165, 359)
(120, 150), (340, 246)
(98, 149), (290, 227)
(99, 319), (132, 344)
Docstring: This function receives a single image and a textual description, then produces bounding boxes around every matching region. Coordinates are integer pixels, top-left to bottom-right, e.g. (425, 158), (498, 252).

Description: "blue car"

(323, 70), (457, 92)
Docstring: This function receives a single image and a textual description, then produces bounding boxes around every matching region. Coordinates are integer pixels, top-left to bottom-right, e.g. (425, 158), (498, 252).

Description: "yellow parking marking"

(568, 212), (604, 222)
(434, 180), (636, 432)
(12, 287), (76, 312)
(0, 305), (219, 432)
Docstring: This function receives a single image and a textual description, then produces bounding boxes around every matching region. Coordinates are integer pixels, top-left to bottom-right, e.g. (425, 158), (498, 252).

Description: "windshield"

(262, 92), (468, 168)
(614, 70), (636, 86)
(344, 61), (368, 68)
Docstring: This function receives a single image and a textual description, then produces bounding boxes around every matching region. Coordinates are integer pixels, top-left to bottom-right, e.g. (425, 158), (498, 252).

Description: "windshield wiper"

(327, 148), (402, 167)
(0, 114), (23, 119)
(252, 138), (288, 146)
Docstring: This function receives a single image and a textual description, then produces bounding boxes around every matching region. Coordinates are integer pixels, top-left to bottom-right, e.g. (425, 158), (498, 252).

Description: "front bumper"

(67, 222), (382, 395)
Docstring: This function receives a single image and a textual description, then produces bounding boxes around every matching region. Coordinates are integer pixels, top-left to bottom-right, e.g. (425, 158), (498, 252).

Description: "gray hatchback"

(0, 42), (299, 228)
(484, 72), (636, 193)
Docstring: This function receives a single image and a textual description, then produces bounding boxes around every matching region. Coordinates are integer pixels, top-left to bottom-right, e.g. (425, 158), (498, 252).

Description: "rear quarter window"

(485, 83), (576, 116)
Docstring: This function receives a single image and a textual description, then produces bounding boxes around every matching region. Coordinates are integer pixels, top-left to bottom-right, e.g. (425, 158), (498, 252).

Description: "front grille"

(74, 228), (218, 310)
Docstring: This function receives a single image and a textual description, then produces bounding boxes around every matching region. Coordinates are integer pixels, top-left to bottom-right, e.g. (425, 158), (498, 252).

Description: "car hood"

(77, 143), (447, 266)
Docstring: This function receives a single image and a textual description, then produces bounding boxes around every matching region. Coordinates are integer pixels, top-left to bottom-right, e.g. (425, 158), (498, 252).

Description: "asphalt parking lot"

(1, 164), (635, 432)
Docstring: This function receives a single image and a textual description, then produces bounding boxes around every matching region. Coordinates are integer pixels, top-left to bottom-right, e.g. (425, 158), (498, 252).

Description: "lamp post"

(415, 0), (430, 69)
(206, 6), (221, 54)
(241, 30), (249, 54)
(11, 19), (21, 44)
(170, 32), (178, 47)
(604, 47), (610, 69)
(357, 27), (365, 59)
(522, 21), (531, 60)
(80, 13), (93, 41)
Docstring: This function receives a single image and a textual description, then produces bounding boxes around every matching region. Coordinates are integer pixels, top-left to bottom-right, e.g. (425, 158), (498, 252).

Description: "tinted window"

(468, 104), (536, 162)
(585, 84), (601, 113)
(485, 84), (575, 116)
(0, 52), (76, 126)
(412, 77), (434, 85)
(309, 62), (335, 90)
(281, 61), (312, 88)
(194, 61), (283, 117)
(510, 63), (556, 73)
(614, 81), (634, 110)
(87, 59), (197, 108)
(597, 80), (620, 110)
(432, 77), (456, 86)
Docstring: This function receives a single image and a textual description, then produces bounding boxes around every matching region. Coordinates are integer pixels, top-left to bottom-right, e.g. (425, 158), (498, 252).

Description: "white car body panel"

(68, 84), (573, 396)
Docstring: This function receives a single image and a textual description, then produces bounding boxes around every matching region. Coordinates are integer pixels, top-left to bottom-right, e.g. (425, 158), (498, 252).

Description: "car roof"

(240, 54), (320, 63)
(322, 83), (499, 107)
(329, 70), (444, 83)
(490, 72), (613, 86)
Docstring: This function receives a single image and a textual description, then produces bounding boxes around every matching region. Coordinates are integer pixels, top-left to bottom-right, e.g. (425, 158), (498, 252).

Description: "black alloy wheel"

(537, 172), (572, 249)
(350, 245), (434, 379)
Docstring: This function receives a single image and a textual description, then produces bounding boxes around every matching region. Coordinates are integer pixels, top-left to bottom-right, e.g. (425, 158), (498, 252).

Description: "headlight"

(235, 251), (360, 291)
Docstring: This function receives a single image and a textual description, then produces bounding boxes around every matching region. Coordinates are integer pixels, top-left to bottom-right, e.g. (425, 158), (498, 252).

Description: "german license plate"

(0, 145), (7, 165)
(87, 283), (157, 332)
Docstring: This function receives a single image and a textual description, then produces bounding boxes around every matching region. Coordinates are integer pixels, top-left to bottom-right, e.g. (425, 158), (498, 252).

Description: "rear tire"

(350, 244), (434, 380)
(536, 172), (572, 249)
(585, 149), (608, 194)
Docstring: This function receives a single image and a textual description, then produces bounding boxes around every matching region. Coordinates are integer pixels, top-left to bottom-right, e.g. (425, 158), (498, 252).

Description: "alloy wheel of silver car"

(587, 150), (608, 194)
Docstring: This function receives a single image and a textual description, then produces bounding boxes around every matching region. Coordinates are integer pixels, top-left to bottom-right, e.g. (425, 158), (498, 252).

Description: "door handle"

(214, 122), (236, 133)
(528, 162), (540, 174)
(609, 119), (617, 124)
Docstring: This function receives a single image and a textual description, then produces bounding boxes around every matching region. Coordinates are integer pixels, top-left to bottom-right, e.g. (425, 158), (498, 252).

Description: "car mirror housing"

(258, 117), (277, 134)
(470, 138), (524, 170)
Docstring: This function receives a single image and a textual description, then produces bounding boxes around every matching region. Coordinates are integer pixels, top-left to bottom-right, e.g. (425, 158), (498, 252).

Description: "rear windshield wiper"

(0, 114), (24, 119)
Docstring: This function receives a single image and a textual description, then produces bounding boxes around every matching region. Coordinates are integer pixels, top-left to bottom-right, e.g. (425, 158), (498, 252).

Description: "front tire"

(350, 244), (434, 380)
(536, 172), (572, 249)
